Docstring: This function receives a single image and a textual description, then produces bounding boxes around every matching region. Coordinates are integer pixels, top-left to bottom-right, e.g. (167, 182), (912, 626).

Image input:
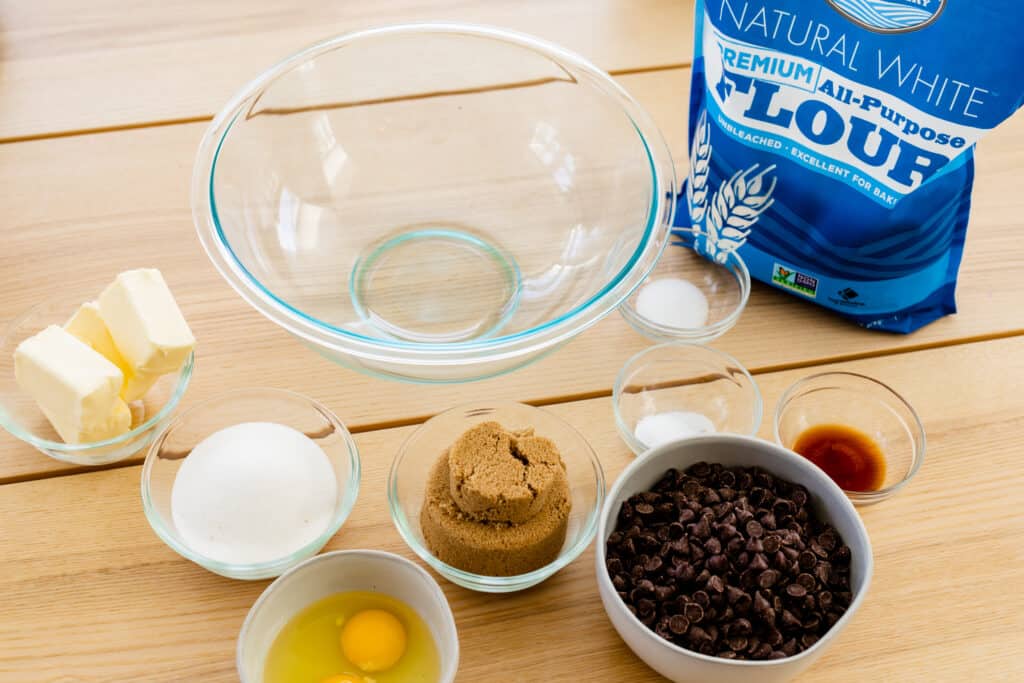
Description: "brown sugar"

(447, 421), (562, 524)
(420, 422), (571, 576)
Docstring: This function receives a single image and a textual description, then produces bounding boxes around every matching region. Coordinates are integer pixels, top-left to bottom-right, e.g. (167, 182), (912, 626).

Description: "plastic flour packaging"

(677, 0), (1024, 332)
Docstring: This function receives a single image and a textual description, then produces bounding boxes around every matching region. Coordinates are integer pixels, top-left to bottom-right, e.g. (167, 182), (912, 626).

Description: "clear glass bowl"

(620, 242), (750, 344)
(387, 401), (605, 592)
(613, 343), (762, 455)
(774, 372), (925, 505)
(141, 388), (360, 579)
(0, 295), (193, 465)
(192, 23), (675, 384)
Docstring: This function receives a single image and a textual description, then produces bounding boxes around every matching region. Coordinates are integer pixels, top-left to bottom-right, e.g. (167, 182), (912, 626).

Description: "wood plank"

(2, 67), (1024, 482)
(0, 0), (693, 140)
(1, 337), (1021, 681)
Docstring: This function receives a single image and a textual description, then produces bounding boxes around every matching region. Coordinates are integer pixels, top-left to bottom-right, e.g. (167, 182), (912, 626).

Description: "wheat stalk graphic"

(687, 110), (712, 226)
(680, 110), (777, 262)
(704, 163), (777, 263)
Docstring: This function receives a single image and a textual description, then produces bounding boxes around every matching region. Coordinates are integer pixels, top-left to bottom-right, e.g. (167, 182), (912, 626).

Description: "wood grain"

(0, 0), (693, 140)
(2, 68), (1023, 483)
(1, 337), (1022, 682)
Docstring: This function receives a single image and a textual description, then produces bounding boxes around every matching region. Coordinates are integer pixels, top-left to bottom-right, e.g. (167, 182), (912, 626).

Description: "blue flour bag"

(678, 0), (1024, 332)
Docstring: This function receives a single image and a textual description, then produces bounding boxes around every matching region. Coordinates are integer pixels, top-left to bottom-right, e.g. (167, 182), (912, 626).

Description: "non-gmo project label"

(772, 263), (819, 298)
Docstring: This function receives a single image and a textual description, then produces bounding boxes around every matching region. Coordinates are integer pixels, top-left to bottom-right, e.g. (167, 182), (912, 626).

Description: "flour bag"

(678, 0), (1024, 332)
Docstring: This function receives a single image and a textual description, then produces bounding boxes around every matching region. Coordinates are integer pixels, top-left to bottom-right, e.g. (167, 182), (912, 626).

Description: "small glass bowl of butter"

(0, 275), (194, 465)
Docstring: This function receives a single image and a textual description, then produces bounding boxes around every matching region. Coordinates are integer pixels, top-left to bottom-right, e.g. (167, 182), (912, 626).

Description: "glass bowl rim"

(612, 342), (764, 455)
(0, 298), (195, 453)
(140, 387), (362, 578)
(386, 400), (606, 590)
(619, 244), (751, 343)
(772, 370), (926, 503)
(192, 21), (675, 362)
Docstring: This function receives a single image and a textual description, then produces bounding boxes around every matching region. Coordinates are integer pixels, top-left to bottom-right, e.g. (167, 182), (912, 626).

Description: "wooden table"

(1, 2), (1022, 681)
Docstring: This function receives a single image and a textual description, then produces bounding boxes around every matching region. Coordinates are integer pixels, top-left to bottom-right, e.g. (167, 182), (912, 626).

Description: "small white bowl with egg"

(141, 388), (360, 580)
(237, 550), (459, 683)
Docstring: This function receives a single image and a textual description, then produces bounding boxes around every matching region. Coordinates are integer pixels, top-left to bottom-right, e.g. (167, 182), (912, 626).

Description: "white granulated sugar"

(635, 278), (710, 329)
(171, 421), (338, 565)
(635, 411), (716, 449)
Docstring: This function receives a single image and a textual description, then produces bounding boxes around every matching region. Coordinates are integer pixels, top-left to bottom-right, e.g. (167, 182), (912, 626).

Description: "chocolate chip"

(797, 573), (816, 591)
(762, 535), (782, 553)
(757, 569), (781, 589)
(654, 584), (675, 601)
(818, 529), (838, 552)
(798, 550), (817, 570)
(727, 636), (748, 651)
(786, 583), (808, 599)
(669, 614), (690, 635)
(746, 520), (764, 538)
(684, 602), (705, 624)
(707, 554), (729, 573)
(781, 609), (802, 630)
(645, 556), (664, 574)
(750, 552), (770, 572)
(707, 575), (725, 593)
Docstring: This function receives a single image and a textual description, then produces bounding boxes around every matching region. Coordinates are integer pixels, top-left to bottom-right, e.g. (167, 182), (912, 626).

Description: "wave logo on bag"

(827, 0), (946, 34)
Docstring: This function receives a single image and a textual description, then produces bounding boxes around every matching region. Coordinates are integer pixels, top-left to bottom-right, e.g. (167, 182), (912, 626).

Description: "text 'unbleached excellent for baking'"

(678, 0), (1024, 332)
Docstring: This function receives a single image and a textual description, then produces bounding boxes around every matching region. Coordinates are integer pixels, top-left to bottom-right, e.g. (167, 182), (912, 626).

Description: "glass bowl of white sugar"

(619, 242), (749, 344)
(141, 388), (360, 580)
(613, 343), (762, 456)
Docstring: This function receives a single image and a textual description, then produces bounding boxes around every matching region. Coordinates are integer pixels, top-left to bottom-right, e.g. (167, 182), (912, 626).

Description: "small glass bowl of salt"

(619, 241), (750, 344)
(141, 388), (360, 580)
(613, 343), (762, 455)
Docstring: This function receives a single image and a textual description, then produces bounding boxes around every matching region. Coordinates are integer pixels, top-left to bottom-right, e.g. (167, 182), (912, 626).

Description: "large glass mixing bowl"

(193, 23), (675, 383)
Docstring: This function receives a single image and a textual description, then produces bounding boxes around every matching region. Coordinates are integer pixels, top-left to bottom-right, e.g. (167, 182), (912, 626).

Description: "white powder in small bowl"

(635, 411), (716, 449)
(635, 278), (710, 329)
(171, 421), (338, 566)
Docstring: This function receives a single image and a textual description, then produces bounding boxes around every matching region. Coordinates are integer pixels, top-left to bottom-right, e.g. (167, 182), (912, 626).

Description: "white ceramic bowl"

(595, 435), (872, 683)
(238, 550), (459, 682)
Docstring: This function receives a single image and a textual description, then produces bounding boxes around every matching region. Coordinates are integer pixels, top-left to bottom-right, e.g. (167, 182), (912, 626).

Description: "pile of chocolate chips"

(605, 462), (853, 660)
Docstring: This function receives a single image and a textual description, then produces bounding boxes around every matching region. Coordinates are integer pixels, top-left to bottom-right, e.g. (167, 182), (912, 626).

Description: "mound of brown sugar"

(420, 422), (571, 577)
(448, 421), (562, 524)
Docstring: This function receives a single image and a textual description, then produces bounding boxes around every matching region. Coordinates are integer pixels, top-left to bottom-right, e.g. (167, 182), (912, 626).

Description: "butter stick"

(65, 301), (160, 401)
(14, 325), (131, 443)
(98, 269), (195, 375)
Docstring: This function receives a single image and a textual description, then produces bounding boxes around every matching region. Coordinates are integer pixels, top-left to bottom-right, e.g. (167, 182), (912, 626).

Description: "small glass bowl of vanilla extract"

(774, 372), (925, 505)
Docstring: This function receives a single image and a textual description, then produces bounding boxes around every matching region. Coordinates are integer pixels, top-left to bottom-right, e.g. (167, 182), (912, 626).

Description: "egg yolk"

(321, 675), (365, 683)
(340, 609), (407, 672)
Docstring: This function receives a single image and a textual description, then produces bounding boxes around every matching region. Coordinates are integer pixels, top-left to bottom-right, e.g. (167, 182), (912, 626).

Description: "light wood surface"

(1, 2), (1023, 681)
(0, 0), (692, 141)
(2, 338), (1023, 682)
(2, 67), (1023, 482)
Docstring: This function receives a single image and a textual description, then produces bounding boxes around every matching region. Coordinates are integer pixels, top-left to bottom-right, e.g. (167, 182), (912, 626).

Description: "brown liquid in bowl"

(792, 423), (886, 492)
